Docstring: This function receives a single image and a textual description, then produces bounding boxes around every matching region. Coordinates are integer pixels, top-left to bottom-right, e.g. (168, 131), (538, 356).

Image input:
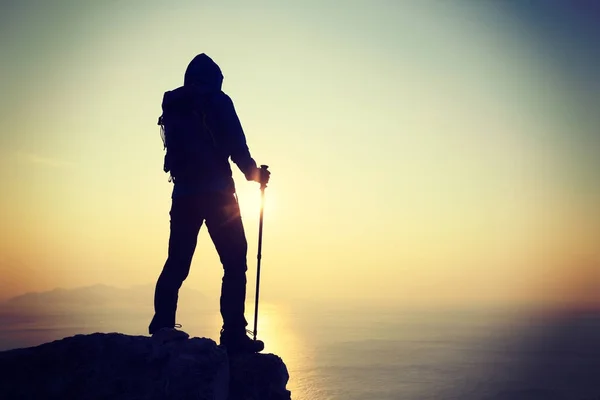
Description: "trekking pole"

(253, 165), (269, 341)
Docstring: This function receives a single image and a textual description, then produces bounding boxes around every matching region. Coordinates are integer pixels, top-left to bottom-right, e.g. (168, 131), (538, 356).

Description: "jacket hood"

(183, 53), (223, 92)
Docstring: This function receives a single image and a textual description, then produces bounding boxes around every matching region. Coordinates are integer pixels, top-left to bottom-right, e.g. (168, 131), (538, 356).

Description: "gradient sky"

(1, 0), (598, 308)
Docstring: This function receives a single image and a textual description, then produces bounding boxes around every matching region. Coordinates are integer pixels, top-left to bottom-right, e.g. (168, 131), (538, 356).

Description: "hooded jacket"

(161, 53), (258, 196)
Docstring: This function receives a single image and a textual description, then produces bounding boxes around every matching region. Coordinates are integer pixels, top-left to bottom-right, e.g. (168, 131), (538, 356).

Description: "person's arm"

(213, 93), (260, 181)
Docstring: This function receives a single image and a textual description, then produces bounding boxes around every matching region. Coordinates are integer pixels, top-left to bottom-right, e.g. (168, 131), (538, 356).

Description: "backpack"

(157, 91), (219, 183)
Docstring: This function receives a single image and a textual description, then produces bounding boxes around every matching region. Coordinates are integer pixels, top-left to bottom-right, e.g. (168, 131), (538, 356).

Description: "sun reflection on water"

(246, 302), (315, 400)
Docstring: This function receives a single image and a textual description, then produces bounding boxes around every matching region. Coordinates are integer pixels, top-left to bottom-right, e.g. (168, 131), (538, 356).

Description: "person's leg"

(149, 195), (203, 334)
(205, 192), (249, 335)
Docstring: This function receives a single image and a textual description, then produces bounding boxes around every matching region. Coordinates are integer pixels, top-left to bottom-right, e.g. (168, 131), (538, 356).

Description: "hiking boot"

(219, 329), (264, 354)
(151, 324), (190, 344)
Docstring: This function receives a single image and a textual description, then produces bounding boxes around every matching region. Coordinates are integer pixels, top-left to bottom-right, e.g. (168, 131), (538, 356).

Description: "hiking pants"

(149, 192), (248, 334)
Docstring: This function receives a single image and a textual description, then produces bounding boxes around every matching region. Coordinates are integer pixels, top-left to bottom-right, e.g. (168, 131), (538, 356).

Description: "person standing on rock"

(149, 53), (270, 354)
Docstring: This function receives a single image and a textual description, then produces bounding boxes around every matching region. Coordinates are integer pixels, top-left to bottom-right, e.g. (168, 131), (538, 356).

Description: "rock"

(0, 333), (291, 400)
(229, 353), (292, 400)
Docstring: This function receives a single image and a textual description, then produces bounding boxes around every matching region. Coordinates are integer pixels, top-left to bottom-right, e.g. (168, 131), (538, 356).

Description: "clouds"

(16, 151), (74, 168)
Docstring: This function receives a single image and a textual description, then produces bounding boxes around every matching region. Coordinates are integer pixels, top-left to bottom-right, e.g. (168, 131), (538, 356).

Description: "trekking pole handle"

(259, 165), (269, 189)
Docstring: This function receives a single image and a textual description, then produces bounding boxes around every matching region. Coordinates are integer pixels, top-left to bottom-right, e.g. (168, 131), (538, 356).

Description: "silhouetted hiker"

(149, 53), (270, 354)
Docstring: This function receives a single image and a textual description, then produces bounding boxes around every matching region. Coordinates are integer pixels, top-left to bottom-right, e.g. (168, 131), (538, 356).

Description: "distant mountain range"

(0, 284), (210, 314)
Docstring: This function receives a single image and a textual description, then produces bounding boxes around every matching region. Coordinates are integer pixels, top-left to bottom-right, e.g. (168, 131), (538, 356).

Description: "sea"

(1, 300), (599, 400)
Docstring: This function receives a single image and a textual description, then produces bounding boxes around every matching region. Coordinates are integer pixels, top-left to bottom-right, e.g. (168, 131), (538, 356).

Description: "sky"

(0, 0), (598, 309)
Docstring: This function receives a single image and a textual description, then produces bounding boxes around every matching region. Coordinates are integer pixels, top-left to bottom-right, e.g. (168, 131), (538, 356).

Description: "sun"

(235, 182), (275, 220)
